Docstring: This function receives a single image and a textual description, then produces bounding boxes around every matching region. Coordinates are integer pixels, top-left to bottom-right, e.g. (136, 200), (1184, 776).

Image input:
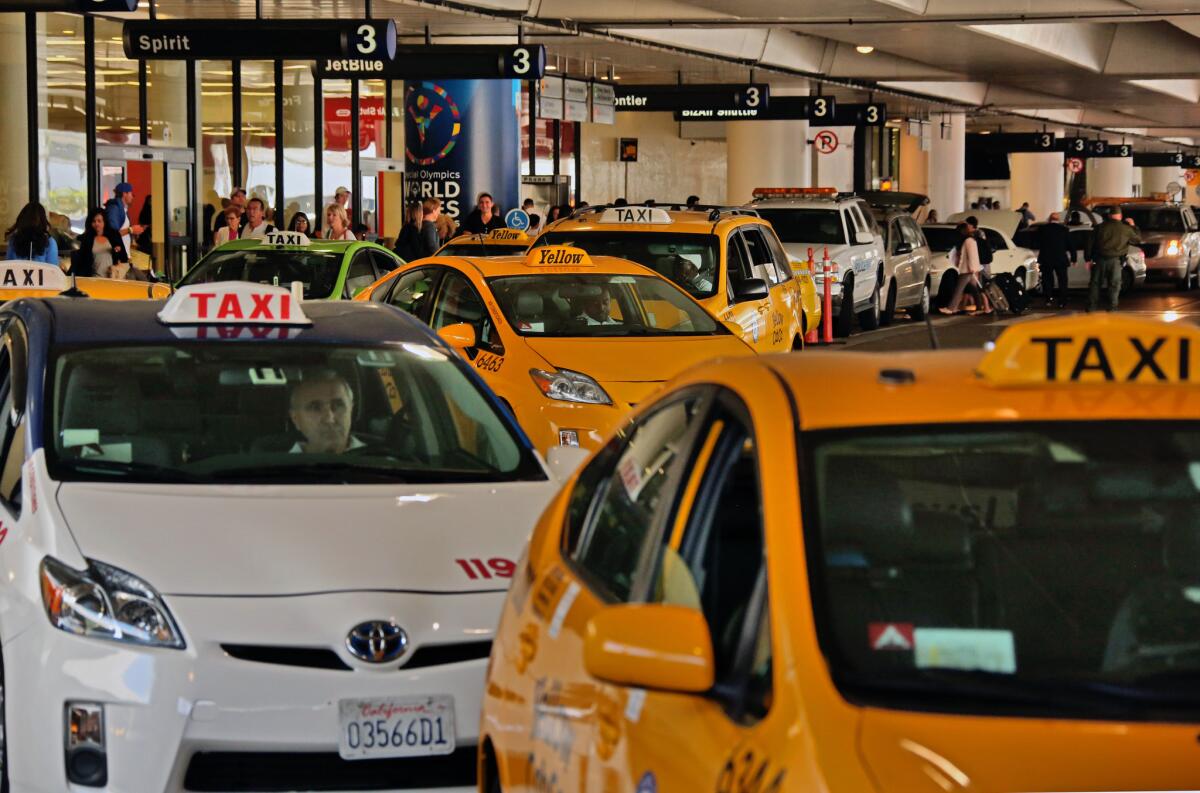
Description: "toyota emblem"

(346, 621), (408, 664)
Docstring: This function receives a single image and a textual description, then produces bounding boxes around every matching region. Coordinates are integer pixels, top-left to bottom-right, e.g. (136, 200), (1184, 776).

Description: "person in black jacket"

(457, 192), (505, 235)
(393, 201), (424, 263)
(71, 208), (128, 278)
(1035, 212), (1076, 308)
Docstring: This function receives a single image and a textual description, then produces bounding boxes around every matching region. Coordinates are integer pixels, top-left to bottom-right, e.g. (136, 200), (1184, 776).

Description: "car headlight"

(1167, 239), (1182, 256)
(40, 557), (185, 649)
(529, 368), (612, 405)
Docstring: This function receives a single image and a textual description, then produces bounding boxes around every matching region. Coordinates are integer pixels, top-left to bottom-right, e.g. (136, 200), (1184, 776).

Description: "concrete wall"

(581, 112), (726, 205)
(813, 126), (854, 192)
(899, 128), (928, 196)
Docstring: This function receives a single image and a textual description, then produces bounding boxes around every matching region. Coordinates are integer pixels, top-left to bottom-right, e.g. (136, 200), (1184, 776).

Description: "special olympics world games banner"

(404, 79), (520, 221)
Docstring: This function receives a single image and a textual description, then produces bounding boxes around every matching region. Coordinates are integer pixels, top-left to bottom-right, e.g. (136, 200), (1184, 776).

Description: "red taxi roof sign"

(525, 246), (594, 268)
(752, 187), (837, 198)
(978, 315), (1200, 386)
(487, 228), (530, 242)
(158, 282), (311, 327)
(598, 206), (674, 225)
(0, 261), (70, 292)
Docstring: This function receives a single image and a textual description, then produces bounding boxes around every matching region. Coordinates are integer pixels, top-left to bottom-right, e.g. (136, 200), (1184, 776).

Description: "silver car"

(1118, 203), (1200, 290)
(875, 209), (933, 323)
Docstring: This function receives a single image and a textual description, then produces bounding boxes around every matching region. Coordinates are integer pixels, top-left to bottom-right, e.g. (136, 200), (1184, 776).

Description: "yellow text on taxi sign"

(526, 246), (593, 267)
(978, 315), (1200, 385)
(487, 228), (529, 242)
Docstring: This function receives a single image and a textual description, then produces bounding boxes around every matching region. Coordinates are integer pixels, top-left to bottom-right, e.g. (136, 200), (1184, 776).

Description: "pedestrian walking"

(1036, 212), (1075, 308)
(686, 195), (700, 209)
(333, 186), (352, 218)
(1088, 207), (1139, 312)
(420, 198), (442, 257)
(1019, 201), (1036, 225)
(458, 192), (505, 235)
(240, 197), (276, 239)
(211, 187), (247, 237)
(5, 202), (59, 263)
(393, 201), (424, 262)
(70, 207), (127, 278)
(939, 223), (993, 315)
(213, 206), (242, 246)
(288, 211), (311, 235)
(546, 205), (564, 225)
(325, 204), (356, 241)
(104, 183), (144, 254)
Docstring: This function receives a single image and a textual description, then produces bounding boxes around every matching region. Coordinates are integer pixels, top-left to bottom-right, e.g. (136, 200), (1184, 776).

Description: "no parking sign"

(814, 129), (839, 155)
(1066, 157), (1085, 174)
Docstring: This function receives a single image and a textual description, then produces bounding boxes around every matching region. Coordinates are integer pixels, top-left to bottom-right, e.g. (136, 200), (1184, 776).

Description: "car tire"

(909, 281), (930, 321)
(834, 275), (855, 337)
(858, 279), (882, 331)
(880, 281), (897, 326)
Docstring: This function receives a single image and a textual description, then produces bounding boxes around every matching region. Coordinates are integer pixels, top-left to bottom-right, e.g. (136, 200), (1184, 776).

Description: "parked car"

(924, 214), (1039, 306)
(1013, 223), (1146, 293)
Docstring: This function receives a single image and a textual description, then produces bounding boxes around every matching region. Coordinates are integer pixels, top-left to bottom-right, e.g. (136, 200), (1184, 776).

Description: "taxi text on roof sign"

(264, 230), (310, 246)
(526, 246), (593, 267)
(978, 315), (1200, 385)
(487, 228), (529, 242)
(598, 207), (674, 225)
(0, 261), (69, 292)
(159, 282), (312, 326)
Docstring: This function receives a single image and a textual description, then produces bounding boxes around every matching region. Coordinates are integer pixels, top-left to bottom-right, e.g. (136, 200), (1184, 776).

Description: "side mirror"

(584, 604), (715, 693)
(545, 444), (590, 482)
(855, 231), (875, 246)
(732, 277), (770, 303)
(437, 322), (477, 350)
(893, 241), (914, 255)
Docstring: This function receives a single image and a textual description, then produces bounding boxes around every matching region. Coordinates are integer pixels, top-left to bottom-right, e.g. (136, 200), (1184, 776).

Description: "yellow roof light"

(525, 246), (594, 267)
(598, 207), (674, 225)
(487, 228), (530, 242)
(977, 315), (1200, 386)
(751, 187), (837, 198)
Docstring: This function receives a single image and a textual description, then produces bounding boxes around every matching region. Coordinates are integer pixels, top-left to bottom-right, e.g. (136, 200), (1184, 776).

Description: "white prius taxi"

(0, 282), (557, 792)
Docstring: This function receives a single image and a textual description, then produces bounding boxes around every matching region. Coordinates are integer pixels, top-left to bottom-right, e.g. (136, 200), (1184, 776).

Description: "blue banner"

(404, 79), (520, 222)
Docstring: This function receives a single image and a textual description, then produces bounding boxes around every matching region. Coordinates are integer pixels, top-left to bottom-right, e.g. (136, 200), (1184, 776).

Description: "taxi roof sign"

(598, 207), (673, 225)
(0, 261), (70, 292)
(751, 187), (837, 198)
(486, 228), (530, 242)
(978, 315), (1200, 386)
(525, 246), (594, 268)
(159, 282), (312, 326)
(264, 230), (310, 246)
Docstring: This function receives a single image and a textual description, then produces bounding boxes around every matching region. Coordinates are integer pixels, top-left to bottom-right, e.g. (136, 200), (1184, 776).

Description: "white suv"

(747, 189), (885, 336)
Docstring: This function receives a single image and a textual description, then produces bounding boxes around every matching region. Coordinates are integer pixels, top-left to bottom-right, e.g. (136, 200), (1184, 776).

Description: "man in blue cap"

(104, 182), (144, 256)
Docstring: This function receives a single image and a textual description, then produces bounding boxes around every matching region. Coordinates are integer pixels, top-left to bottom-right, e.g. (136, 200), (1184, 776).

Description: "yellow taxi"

(534, 205), (816, 351)
(438, 228), (532, 257)
(0, 259), (170, 302)
(480, 313), (1200, 792)
(355, 245), (755, 454)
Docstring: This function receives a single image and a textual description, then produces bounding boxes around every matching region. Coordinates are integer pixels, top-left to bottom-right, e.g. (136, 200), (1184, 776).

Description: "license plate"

(337, 695), (455, 760)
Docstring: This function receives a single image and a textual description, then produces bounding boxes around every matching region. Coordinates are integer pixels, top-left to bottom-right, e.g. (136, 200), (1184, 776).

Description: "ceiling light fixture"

(856, 45), (875, 54)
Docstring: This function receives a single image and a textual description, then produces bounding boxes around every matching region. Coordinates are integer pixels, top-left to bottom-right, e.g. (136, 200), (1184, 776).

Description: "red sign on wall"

(324, 97), (387, 152)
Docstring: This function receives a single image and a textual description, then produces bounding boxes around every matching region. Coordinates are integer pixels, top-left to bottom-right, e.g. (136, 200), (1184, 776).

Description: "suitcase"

(982, 278), (1010, 314)
(992, 272), (1029, 315)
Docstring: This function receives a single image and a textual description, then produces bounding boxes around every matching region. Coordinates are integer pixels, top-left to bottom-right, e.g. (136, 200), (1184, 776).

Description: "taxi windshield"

(46, 343), (543, 485)
(754, 208), (846, 245)
(487, 274), (721, 337)
(1122, 207), (1184, 233)
(807, 422), (1200, 717)
(535, 231), (718, 299)
(178, 249), (344, 299)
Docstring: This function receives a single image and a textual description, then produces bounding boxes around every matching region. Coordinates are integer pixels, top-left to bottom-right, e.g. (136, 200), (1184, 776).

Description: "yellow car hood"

(523, 334), (754, 385)
(858, 707), (1200, 791)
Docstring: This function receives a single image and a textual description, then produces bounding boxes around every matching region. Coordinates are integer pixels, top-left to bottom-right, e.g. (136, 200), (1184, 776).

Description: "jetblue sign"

(316, 44), (545, 80)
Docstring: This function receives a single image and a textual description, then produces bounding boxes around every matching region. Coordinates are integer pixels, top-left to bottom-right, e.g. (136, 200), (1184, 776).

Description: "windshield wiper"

(54, 458), (205, 484)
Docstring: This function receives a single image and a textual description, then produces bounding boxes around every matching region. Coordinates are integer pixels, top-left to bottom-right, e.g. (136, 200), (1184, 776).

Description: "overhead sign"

(563, 79), (589, 123)
(673, 95), (835, 122)
(0, 0), (137, 9)
(1093, 142), (1132, 158)
(831, 103), (886, 126)
(615, 84), (768, 114)
(814, 129), (839, 154)
(538, 76), (564, 121)
(591, 82), (616, 125)
(1059, 137), (1111, 158)
(971, 132), (1058, 153)
(125, 19), (397, 61)
(1133, 151), (1188, 167)
(316, 44), (545, 80)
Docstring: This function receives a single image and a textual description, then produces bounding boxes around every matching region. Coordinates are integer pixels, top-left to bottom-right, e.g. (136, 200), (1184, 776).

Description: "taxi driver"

(288, 370), (365, 454)
(573, 285), (620, 326)
(672, 255), (713, 293)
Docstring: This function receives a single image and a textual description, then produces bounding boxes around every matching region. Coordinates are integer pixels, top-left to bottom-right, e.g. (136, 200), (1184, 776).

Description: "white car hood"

(55, 481), (554, 596)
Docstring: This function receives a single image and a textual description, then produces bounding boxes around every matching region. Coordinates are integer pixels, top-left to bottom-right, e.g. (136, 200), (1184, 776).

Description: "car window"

(753, 209), (844, 245)
(564, 394), (707, 602)
(0, 332), (20, 515)
(855, 201), (878, 234)
(369, 249), (400, 279)
(983, 228), (1008, 251)
(429, 271), (503, 354)
(384, 267), (438, 319)
(888, 220), (904, 254)
(741, 229), (781, 285)
(344, 251), (377, 298)
(758, 226), (795, 283)
(1186, 208), (1198, 232)
(901, 218), (926, 249)
(178, 249), (344, 299)
(651, 399), (770, 723)
(726, 234), (754, 301)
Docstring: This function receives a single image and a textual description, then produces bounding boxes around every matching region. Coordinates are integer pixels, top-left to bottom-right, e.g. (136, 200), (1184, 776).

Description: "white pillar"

(1009, 152), (1064, 223)
(725, 84), (809, 204)
(1139, 165), (1187, 198)
(1086, 156), (1133, 197)
(0, 14), (29, 224)
(927, 113), (965, 218)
